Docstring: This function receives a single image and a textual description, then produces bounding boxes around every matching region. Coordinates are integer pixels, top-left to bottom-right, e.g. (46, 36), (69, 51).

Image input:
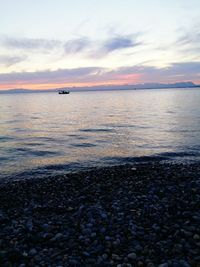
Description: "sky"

(0, 0), (200, 90)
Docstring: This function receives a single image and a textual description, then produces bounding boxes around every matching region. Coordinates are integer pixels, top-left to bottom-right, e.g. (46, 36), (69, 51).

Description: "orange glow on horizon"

(0, 81), (133, 90)
(0, 76), (199, 90)
(0, 75), (142, 90)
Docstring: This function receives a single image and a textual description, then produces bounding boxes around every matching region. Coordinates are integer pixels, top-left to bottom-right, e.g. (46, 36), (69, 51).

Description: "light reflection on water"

(0, 88), (200, 179)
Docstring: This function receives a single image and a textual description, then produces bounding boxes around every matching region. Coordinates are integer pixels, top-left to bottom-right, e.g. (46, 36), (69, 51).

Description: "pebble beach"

(0, 162), (200, 267)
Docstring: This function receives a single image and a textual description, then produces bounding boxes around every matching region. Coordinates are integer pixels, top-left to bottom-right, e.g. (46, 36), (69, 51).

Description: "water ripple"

(1, 89), (200, 179)
(80, 128), (114, 133)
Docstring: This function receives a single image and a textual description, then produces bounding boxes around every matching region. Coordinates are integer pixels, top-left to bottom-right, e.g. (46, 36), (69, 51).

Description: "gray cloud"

(120, 62), (200, 74)
(176, 25), (200, 55)
(1, 33), (143, 58)
(103, 35), (141, 52)
(162, 62), (200, 75)
(63, 34), (143, 57)
(178, 30), (200, 46)
(0, 62), (199, 86)
(64, 37), (90, 54)
(178, 33), (200, 46)
(93, 62), (200, 83)
(127, 62), (200, 82)
(0, 67), (103, 85)
(0, 55), (26, 66)
(1, 37), (61, 50)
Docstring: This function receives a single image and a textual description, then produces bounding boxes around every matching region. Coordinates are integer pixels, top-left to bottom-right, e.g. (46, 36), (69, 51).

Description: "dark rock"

(127, 252), (137, 260)
(29, 248), (37, 256)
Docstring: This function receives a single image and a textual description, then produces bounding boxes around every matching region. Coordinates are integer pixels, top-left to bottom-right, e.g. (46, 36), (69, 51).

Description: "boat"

(58, 90), (70, 94)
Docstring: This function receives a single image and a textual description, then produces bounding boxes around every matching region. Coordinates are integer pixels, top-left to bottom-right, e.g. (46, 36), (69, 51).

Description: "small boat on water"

(58, 90), (70, 94)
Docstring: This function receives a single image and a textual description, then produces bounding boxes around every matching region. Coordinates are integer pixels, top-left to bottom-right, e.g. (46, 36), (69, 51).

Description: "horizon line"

(0, 81), (200, 93)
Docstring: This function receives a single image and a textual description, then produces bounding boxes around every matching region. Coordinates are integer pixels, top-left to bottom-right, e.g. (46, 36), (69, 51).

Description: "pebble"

(193, 234), (200, 240)
(158, 264), (168, 267)
(102, 253), (108, 260)
(127, 252), (137, 260)
(54, 233), (63, 240)
(42, 223), (50, 231)
(29, 248), (37, 256)
(112, 254), (121, 261)
(179, 260), (191, 267)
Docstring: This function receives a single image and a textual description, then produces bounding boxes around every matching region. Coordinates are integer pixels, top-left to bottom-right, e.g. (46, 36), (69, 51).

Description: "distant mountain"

(60, 81), (200, 91)
(0, 82), (199, 94)
(1, 88), (36, 93)
(0, 88), (54, 94)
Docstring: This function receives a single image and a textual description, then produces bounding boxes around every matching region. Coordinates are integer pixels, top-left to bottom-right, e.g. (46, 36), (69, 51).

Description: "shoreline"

(0, 162), (200, 266)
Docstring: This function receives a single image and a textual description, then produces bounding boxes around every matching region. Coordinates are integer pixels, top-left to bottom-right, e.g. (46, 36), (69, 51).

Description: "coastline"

(1, 162), (200, 266)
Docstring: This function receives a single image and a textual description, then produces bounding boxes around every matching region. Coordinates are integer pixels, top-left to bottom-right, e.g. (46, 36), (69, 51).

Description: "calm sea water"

(0, 88), (200, 180)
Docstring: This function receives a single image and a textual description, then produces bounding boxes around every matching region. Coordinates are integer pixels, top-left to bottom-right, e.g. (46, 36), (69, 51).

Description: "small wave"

(75, 136), (89, 140)
(14, 147), (59, 157)
(67, 134), (88, 140)
(5, 119), (22, 123)
(71, 143), (97, 148)
(30, 116), (40, 119)
(102, 123), (137, 128)
(158, 151), (198, 157)
(166, 111), (176, 114)
(102, 124), (151, 129)
(25, 142), (44, 146)
(11, 128), (30, 132)
(80, 128), (113, 133)
(0, 156), (8, 161)
(102, 155), (169, 164)
(0, 136), (14, 142)
(167, 129), (200, 133)
(37, 137), (57, 142)
(30, 150), (59, 157)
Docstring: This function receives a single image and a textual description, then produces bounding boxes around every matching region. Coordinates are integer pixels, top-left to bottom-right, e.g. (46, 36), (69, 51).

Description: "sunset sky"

(0, 0), (200, 90)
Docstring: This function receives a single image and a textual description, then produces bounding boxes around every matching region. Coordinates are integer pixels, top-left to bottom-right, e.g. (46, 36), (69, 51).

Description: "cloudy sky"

(0, 0), (199, 89)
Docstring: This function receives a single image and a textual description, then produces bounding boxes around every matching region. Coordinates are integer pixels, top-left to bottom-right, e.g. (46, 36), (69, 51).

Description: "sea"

(0, 88), (200, 180)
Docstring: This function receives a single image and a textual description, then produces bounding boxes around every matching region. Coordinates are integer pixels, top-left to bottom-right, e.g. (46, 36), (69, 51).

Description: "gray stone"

(127, 252), (137, 260)
(158, 264), (168, 267)
(112, 254), (121, 261)
(29, 248), (37, 256)
(193, 234), (200, 240)
(42, 223), (50, 231)
(54, 233), (63, 240)
(179, 260), (191, 267)
(102, 253), (108, 260)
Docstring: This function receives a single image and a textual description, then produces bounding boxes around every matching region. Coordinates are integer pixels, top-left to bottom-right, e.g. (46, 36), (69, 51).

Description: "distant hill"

(1, 88), (36, 93)
(0, 82), (199, 94)
(0, 88), (55, 94)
